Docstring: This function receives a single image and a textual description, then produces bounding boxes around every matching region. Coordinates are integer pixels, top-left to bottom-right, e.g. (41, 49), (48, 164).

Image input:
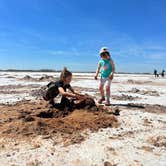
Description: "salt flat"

(0, 72), (165, 166)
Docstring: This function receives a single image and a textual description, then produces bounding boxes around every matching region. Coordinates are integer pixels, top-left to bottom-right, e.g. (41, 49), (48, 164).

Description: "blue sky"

(0, 0), (166, 72)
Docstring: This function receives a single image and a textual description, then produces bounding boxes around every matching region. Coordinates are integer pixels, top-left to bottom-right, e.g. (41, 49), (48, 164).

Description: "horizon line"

(0, 69), (152, 74)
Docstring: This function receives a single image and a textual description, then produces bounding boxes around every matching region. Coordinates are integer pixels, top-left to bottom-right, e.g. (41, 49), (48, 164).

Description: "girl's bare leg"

(106, 85), (110, 100)
(99, 83), (104, 97)
(98, 83), (105, 103)
(105, 80), (111, 105)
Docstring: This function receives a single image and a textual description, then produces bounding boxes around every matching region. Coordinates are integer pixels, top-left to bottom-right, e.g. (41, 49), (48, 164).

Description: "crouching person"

(43, 67), (84, 109)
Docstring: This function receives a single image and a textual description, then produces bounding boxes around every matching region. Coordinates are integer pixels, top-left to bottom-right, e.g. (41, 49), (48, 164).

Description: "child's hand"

(109, 73), (114, 80)
(94, 75), (98, 80)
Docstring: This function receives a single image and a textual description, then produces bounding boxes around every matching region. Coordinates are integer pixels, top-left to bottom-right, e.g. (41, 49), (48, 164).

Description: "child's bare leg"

(98, 83), (105, 103)
(106, 85), (110, 100)
(105, 80), (111, 105)
(99, 83), (104, 97)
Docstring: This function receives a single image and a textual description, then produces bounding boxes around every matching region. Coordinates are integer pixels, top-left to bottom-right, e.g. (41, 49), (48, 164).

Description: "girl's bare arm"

(109, 59), (115, 79)
(58, 87), (76, 98)
(110, 59), (115, 73)
(59, 87), (85, 99)
(68, 86), (84, 96)
(95, 62), (101, 79)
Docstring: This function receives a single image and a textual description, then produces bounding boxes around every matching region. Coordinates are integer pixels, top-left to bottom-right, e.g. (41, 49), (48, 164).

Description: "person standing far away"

(161, 70), (165, 77)
(154, 69), (158, 78)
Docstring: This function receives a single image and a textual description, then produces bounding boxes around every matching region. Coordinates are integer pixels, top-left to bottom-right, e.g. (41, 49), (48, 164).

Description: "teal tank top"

(99, 59), (112, 78)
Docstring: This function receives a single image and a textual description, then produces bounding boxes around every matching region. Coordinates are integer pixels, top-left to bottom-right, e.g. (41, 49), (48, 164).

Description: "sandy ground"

(0, 72), (166, 166)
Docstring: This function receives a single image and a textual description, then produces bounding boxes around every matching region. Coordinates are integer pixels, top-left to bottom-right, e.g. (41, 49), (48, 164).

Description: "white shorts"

(100, 77), (111, 86)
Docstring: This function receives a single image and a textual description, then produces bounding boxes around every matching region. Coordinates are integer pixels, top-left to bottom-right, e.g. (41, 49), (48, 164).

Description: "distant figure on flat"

(154, 69), (159, 78)
(161, 70), (165, 77)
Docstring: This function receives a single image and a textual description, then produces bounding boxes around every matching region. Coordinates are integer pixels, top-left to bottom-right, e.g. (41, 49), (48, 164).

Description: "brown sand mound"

(130, 103), (166, 114)
(148, 136), (166, 147)
(112, 94), (140, 101)
(0, 99), (119, 144)
(129, 88), (160, 96)
(0, 84), (40, 90)
(38, 75), (55, 81)
(112, 103), (166, 114)
(144, 104), (166, 114)
(0, 85), (41, 95)
(127, 79), (152, 85)
(22, 75), (35, 81)
(19, 75), (57, 82)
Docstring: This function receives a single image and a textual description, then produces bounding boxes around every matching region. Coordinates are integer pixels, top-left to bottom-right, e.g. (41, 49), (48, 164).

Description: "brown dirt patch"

(112, 94), (140, 101)
(128, 88), (160, 96)
(148, 136), (166, 148)
(104, 161), (117, 166)
(0, 84), (41, 96)
(144, 104), (166, 114)
(19, 75), (58, 82)
(113, 103), (166, 114)
(143, 118), (152, 126)
(127, 79), (153, 85)
(0, 99), (119, 145)
(139, 146), (154, 152)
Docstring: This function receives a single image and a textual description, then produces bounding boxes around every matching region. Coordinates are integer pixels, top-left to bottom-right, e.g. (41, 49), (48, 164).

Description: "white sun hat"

(99, 47), (110, 54)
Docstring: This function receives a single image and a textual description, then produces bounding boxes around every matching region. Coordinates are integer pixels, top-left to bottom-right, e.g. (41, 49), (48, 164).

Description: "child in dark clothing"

(43, 67), (84, 108)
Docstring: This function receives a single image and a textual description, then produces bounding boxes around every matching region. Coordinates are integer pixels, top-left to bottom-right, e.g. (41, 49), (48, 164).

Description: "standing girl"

(94, 47), (115, 106)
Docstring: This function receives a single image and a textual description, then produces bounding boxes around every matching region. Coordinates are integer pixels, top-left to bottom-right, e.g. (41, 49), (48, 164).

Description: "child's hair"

(100, 52), (110, 57)
(60, 67), (72, 80)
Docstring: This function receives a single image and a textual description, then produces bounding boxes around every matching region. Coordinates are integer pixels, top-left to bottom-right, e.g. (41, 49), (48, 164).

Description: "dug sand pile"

(0, 98), (119, 145)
